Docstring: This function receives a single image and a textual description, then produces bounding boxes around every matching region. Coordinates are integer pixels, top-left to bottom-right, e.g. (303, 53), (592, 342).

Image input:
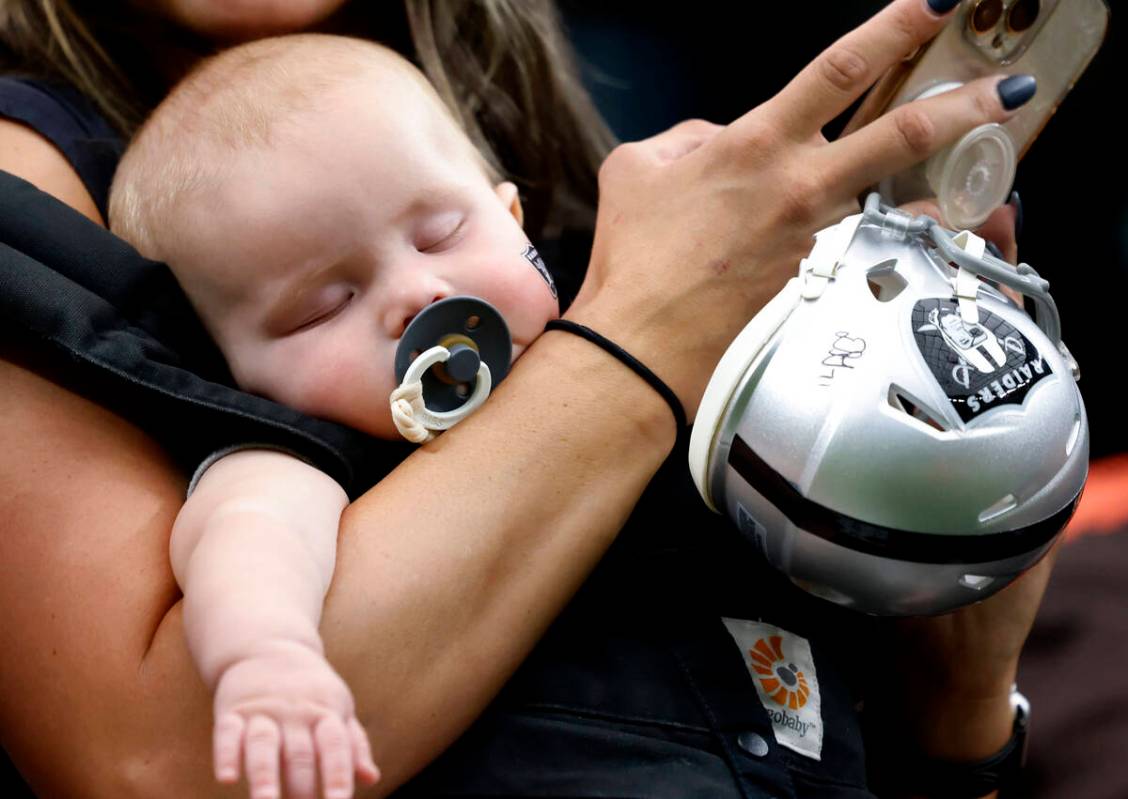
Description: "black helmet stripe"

(727, 435), (1078, 564)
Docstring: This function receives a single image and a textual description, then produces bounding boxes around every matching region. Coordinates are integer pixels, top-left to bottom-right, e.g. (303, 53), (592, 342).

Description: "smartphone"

(842, 0), (1110, 229)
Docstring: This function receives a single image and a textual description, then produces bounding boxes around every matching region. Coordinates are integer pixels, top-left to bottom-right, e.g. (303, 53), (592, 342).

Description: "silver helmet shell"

(689, 202), (1087, 616)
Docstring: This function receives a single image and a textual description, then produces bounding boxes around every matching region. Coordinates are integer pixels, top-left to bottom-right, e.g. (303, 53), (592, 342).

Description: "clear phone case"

(845, 0), (1110, 228)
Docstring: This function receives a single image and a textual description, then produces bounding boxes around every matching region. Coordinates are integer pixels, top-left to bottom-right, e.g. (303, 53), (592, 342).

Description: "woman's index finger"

(758, 0), (961, 142)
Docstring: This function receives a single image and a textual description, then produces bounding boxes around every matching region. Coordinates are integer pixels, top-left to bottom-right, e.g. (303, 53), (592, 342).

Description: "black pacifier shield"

(394, 296), (512, 412)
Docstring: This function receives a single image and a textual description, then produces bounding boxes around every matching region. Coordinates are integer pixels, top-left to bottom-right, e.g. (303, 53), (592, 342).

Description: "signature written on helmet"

(817, 332), (867, 387)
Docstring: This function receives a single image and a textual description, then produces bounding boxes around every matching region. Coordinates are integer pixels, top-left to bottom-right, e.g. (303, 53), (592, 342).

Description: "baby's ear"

(494, 181), (524, 228)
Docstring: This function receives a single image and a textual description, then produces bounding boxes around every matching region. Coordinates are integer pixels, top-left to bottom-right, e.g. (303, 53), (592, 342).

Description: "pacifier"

(390, 296), (512, 443)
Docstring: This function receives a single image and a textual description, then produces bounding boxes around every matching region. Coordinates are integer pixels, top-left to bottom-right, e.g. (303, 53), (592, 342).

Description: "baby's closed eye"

(288, 284), (356, 333)
(414, 211), (465, 252)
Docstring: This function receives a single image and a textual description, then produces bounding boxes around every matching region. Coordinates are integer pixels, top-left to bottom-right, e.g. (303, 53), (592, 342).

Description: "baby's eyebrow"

(392, 185), (466, 225)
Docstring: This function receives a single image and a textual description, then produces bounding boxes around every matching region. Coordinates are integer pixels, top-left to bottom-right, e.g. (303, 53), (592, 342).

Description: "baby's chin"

(337, 408), (401, 442)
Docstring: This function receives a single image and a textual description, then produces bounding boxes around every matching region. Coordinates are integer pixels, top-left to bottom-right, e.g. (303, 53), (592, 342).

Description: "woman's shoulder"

(0, 74), (124, 220)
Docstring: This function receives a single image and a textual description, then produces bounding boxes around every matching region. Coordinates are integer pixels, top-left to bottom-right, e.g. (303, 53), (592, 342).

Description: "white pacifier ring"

(390, 345), (493, 443)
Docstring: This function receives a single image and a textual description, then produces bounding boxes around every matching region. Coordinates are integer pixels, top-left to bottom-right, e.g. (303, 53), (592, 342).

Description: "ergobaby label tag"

(722, 618), (824, 761)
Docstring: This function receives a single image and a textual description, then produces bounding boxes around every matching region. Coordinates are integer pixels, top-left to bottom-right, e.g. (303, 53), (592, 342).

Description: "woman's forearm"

(320, 329), (676, 793)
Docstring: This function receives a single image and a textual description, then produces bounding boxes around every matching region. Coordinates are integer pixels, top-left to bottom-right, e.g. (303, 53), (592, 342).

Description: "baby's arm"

(170, 449), (379, 799)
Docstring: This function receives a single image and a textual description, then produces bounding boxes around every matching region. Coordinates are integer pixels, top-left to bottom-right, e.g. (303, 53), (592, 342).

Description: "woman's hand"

(568, 0), (1035, 420)
(898, 541), (1057, 696)
(875, 542), (1057, 770)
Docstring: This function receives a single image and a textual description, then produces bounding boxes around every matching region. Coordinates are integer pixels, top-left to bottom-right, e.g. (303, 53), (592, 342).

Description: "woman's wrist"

(562, 292), (731, 424)
(543, 319), (687, 446)
(908, 680), (1017, 762)
(533, 318), (680, 455)
(877, 634), (1019, 759)
(867, 664), (1019, 799)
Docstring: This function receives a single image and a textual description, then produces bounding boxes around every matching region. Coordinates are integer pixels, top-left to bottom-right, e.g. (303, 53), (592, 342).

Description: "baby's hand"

(212, 641), (379, 799)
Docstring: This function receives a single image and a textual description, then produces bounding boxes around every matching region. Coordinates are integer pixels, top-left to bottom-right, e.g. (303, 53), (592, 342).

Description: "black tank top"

(0, 76), (122, 220)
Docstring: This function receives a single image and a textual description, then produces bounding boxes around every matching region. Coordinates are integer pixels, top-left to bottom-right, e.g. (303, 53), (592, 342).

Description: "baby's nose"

(398, 298), (442, 336)
(385, 289), (449, 339)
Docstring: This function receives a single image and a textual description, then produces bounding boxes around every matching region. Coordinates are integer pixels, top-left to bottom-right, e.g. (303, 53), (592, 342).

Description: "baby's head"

(110, 34), (559, 439)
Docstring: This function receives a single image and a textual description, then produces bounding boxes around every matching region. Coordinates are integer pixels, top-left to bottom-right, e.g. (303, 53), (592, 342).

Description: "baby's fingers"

(348, 718), (381, 785)
(245, 715), (283, 799)
(283, 722), (318, 799)
(214, 713), (247, 784)
(315, 715), (355, 799)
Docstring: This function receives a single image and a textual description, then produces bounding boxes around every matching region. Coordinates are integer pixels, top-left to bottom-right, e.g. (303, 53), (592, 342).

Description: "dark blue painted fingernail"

(927, 0), (962, 14)
(985, 241), (1005, 260)
(1008, 190), (1023, 240)
(998, 75), (1037, 111)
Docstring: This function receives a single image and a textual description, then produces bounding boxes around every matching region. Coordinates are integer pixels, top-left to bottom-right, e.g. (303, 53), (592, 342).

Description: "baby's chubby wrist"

(190, 609), (327, 691)
(212, 635), (324, 680)
(232, 634), (327, 664)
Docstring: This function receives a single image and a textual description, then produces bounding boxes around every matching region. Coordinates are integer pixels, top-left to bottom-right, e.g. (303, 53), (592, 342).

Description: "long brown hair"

(0, 0), (614, 238)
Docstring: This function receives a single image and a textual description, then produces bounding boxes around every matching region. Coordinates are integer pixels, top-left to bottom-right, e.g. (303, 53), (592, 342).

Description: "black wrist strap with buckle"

(917, 697), (1028, 798)
(870, 689), (1029, 798)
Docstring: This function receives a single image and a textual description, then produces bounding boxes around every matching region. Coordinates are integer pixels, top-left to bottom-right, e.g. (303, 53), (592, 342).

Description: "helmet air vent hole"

(888, 387), (949, 432)
(866, 259), (906, 302)
(959, 574), (995, 590)
(978, 494), (1017, 523)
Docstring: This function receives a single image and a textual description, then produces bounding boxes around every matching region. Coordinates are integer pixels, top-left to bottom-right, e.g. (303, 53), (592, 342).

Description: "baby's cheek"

(295, 355), (376, 416)
(307, 357), (403, 439)
(494, 255), (560, 331)
(289, 360), (350, 416)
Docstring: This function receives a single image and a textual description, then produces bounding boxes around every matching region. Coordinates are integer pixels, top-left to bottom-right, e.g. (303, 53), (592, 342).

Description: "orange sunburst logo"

(749, 635), (810, 710)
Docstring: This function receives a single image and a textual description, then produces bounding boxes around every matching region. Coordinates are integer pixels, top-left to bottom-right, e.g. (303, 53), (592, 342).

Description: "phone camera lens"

(970, 0), (1005, 34)
(1007, 0), (1040, 32)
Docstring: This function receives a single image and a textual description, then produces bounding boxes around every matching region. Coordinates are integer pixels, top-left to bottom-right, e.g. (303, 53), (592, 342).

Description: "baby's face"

(173, 78), (559, 439)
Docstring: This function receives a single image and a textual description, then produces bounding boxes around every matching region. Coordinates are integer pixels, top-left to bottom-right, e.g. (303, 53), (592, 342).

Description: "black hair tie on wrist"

(544, 319), (687, 448)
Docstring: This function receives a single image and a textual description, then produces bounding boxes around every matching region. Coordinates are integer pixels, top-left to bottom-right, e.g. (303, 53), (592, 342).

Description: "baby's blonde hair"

(109, 33), (498, 262)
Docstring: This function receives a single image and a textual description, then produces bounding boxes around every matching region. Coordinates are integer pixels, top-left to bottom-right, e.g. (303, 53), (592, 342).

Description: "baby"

(109, 34), (560, 799)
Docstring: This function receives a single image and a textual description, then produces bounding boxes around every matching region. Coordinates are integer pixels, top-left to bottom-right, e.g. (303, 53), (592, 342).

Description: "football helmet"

(689, 194), (1087, 615)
